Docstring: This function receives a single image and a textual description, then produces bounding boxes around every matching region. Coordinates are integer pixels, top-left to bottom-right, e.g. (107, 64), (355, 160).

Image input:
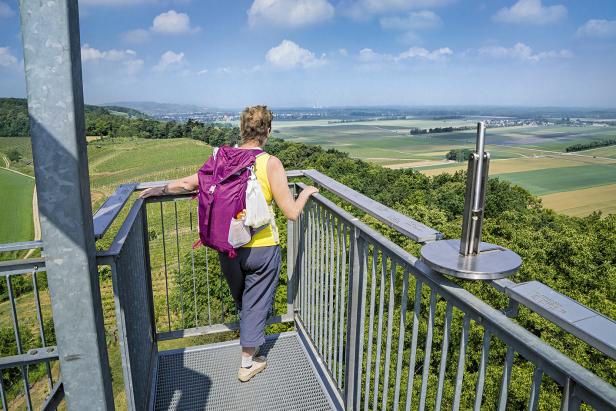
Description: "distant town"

(109, 102), (616, 127)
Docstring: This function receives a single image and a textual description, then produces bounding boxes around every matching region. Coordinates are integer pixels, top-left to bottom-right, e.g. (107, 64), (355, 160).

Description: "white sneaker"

(238, 356), (267, 382)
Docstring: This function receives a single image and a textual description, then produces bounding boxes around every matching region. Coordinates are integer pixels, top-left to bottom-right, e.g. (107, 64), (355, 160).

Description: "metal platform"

(152, 332), (336, 411)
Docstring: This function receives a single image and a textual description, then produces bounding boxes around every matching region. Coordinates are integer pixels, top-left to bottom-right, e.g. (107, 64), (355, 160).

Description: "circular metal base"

(420, 239), (521, 280)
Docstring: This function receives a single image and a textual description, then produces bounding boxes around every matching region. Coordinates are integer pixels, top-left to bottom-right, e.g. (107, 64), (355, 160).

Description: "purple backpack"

(195, 146), (262, 257)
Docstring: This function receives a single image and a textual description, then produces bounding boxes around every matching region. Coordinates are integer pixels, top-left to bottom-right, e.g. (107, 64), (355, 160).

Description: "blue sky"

(1, 0), (615, 108)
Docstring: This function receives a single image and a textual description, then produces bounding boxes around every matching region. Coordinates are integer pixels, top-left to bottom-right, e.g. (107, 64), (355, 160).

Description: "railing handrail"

(301, 187), (616, 410)
(302, 169), (443, 243)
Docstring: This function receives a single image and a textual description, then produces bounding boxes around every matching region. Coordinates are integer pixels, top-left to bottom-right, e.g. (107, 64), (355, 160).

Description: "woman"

(140, 105), (318, 382)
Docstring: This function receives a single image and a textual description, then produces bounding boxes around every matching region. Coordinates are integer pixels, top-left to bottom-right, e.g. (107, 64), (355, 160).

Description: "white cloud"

(248, 0), (334, 28)
(492, 0), (566, 25)
(479, 42), (572, 62)
(266, 40), (326, 69)
(197, 68), (209, 75)
(151, 10), (199, 34)
(216, 67), (232, 74)
(0, 47), (18, 67)
(154, 50), (185, 72)
(576, 19), (616, 39)
(358, 45), (452, 63)
(398, 46), (452, 61)
(380, 10), (442, 31)
(81, 44), (144, 75)
(0, 1), (15, 18)
(122, 29), (151, 44)
(81, 44), (138, 62)
(341, 0), (453, 20)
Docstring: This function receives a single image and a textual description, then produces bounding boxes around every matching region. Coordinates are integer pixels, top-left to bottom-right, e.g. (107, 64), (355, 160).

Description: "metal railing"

(290, 176), (616, 410)
(3, 171), (616, 410)
(0, 244), (63, 411)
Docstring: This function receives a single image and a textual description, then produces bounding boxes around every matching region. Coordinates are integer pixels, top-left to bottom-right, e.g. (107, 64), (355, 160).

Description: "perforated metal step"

(153, 332), (336, 410)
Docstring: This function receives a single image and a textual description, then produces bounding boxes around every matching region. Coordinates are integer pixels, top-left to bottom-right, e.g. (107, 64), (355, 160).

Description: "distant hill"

(103, 105), (150, 119)
(106, 101), (207, 116)
(0, 98), (149, 137)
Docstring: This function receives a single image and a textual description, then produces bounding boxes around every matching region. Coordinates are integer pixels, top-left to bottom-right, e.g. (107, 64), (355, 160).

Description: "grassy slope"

(0, 168), (34, 244)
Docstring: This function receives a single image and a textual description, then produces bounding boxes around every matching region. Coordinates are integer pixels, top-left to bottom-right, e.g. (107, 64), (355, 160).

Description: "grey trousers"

(219, 245), (281, 347)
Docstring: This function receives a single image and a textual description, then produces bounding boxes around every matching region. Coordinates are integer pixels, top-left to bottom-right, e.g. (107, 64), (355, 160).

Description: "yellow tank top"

(243, 152), (279, 248)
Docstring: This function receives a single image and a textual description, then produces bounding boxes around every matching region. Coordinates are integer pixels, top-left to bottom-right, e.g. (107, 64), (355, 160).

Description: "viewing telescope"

(420, 122), (522, 280)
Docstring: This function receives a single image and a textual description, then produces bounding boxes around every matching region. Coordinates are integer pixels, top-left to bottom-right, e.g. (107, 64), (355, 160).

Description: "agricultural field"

(0, 168), (34, 244)
(276, 120), (616, 216)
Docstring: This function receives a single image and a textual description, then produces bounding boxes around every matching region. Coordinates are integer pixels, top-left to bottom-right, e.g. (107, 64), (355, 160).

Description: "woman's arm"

(139, 173), (199, 198)
(267, 156), (318, 221)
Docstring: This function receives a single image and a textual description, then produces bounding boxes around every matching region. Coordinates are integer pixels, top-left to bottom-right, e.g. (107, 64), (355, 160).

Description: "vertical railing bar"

(435, 302), (453, 411)
(418, 290), (437, 411)
(314, 204), (320, 350)
(298, 205), (305, 321)
(189, 206), (198, 327)
(307, 203), (313, 336)
(497, 346), (515, 411)
(452, 314), (471, 411)
(173, 201), (184, 327)
(371, 250), (387, 411)
(205, 247), (212, 325)
(337, 220), (347, 387)
(560, 377), (581, 411)
(380, 258), (396, 410)
(319, 205), (325, 354)
(159, 202), (171, 330)
(362, 246), (379, 411)
(328, 210), (336, 369)
(303, 203), (311, 327)
(354, 237), (368, 409)
(323, 209), (330, 361)
(305, 208), (310, 325)
(403, 278), (423, 411)
(333, 216), (341, 379)
(527, 366), (543, 411)
(473, 329), (492, 411)
(338, 222), (348, 388)
(6, 275), (33, 411)
(32, 271), (53, 388)
(310, 204), (317, 340)
(393, 267), (411, 410)
(0, 372), (7, 411)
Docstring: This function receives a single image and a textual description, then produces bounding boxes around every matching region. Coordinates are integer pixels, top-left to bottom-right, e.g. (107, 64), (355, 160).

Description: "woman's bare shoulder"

(267, 155), (284, 171)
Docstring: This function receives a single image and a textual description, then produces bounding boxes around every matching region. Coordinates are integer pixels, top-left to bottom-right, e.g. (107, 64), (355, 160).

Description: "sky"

(1, 0), (615, 108)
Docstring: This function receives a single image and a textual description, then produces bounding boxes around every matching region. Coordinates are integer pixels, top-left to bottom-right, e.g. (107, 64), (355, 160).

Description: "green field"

(0, 168), (34, 244)
(497, 164), (616, 195)
(276, 122), (616, 166)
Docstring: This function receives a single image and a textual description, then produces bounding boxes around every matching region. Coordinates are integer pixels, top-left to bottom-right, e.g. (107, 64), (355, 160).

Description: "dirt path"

(24, 187), (41, 259)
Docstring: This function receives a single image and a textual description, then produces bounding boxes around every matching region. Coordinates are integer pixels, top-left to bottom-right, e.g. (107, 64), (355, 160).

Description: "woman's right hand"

(301, 186), (319, 198)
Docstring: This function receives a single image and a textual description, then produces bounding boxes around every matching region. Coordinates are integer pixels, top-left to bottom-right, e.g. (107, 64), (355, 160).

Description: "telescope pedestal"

(420, 239), (521, 280)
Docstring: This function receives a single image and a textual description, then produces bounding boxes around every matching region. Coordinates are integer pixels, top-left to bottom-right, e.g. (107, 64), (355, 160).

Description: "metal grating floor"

(153, 332), (335, 410)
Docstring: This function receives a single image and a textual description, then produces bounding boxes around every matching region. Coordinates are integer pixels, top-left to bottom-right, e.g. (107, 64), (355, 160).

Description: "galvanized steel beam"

(18, 0), (114, 409)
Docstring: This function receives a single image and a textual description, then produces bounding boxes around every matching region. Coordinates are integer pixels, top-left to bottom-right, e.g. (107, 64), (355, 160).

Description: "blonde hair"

(240, 105), (272, 145)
